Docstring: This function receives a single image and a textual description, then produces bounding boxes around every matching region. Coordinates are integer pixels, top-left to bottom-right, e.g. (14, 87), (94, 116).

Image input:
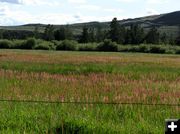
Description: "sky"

(0, 0), (179, 26)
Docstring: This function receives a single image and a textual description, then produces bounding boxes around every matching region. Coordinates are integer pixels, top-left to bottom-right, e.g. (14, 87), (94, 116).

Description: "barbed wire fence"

(0, 99), (179, 107)
(0, 98), (179, 133)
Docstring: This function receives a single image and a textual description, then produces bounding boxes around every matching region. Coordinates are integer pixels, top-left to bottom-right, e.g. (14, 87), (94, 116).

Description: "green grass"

(0, 102), (179, 134)
(0, 50), (179, 133)
(0, 60), (180, 81)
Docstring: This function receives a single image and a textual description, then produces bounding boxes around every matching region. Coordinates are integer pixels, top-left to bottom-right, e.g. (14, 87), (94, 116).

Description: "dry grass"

(1, 50), (180, 66)
(0, 69), (179, 104)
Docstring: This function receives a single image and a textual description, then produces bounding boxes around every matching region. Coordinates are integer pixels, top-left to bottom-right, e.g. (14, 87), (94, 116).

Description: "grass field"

(0, 49), (179, 133)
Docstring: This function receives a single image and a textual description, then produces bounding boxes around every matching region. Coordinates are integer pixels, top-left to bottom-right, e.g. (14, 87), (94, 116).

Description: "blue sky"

(0, 0), (179, 25)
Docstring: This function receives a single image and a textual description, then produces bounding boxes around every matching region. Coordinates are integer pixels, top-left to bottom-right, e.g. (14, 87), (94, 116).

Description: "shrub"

(97, 39), (118, 52)
(34, 41), (55, 50)
(118, 45), (129, 52)
(175, 48), (180, 54)
(20, 38), (36, 49)
(0, 40), (13, 48)
(11, 40), (24, 49)
(118, 44), (173, 54)
(48, 42), (56, 50)
(128, 46), (140, 52)
(51, 40), (61, 46)
(165, 46), (176, 54)
(78, 43), (97, 51)
(139, 44), (150, 53)
(34, 44), (50, 50)
(56, 40), (77, 51)
(149, 45), (166, 54)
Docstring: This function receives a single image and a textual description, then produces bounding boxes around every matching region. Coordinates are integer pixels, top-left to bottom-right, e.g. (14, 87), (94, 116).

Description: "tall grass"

(0, 102), (179, 133)
(0, 50), (179, 133)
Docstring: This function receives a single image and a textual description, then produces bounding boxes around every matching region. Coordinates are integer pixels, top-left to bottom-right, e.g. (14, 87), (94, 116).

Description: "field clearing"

(0, 49), (180, 133)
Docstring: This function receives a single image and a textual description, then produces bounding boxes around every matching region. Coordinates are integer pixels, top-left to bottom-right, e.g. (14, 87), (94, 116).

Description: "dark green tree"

(54, 26), (73, 41)
(44, 24), (54, 41)
(54, 29), (61, 41)
(109, 17), (125, 44)
(34, 25), (40, 39)
(175, 26), (180, 45)
(129, 24), (144, 44)
(79, 26), (89, 43)
(145, 27), (160, 44)
(124, 28), (131, 44)
(88, 28), (96, 42)
(96, 26), (104, 42)
(65, 25), (73, 40)
(0, 29), (3, 39)
(160, 33), (168, 44)
(169, 34), (175, 45)
(54, 27), (66, 40)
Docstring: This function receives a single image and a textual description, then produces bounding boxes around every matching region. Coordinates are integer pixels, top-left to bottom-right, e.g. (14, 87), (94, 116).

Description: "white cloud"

(75, 4), (124, 13)
(0, 5), (88, 25)
(0, 0), (59, 6)
(0, 0), (20, 4)
(68, 0), (87, 4)
(0, 4), (125, 26)
(116, 0), (137, 3)
(75, 4), (101, 11)
(0, 4), (24, 25)
(0, 5), (9, 15)
(0, 0), (176, 26)
(116, 0), (170, 4)
(104, 8), (123, 13)
(21, 0), (60, 6)
(147, 0), (169, 4)
(146, 8), (159, 15)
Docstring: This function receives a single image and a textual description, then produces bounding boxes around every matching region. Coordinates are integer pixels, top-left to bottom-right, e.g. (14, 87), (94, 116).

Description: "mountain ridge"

(22, 11), (180, 27)
(0, 10), (179, 38)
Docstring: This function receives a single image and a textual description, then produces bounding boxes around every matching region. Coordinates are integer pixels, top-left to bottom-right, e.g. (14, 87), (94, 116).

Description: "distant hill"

(152, 11), (180, 25)
(0, 11), (180, 37)
(117, 11), (180, 26)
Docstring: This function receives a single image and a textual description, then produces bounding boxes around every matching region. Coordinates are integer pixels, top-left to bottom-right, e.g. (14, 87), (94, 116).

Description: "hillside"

(0, 11), (179, 37)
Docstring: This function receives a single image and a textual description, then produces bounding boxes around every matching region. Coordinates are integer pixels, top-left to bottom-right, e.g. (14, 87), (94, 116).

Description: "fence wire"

(0, 99), (179, 107)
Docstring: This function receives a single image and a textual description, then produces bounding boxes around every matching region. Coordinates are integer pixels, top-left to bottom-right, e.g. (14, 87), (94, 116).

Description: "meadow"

(0, 49), (179, 133)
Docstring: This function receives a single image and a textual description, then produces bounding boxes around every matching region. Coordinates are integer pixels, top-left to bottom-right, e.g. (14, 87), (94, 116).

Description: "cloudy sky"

(0, 0), (179, 26)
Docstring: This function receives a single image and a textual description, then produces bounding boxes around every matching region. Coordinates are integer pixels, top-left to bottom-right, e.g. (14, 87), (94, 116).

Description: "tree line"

(43, 18), (180, 45)
(0, 18), (180, 45)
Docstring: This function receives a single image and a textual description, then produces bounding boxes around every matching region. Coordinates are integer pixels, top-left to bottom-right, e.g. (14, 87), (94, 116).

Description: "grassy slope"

(0, 50), (179, 133)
